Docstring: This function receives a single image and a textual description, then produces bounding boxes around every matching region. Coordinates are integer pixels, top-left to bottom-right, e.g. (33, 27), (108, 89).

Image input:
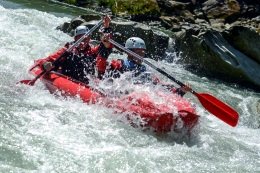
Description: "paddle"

(18, 20), (103, 86)
(108, 39), (239, 127)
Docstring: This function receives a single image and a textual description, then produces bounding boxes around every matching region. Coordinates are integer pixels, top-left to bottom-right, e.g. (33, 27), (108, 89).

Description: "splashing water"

(0, 2), (259, 173)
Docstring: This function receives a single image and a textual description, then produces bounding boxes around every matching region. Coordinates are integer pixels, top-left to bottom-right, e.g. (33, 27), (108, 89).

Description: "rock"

(70, 16), (86, 29)
(172, 24), (182, 32)
(251, 16), (260, 27)
(157, 0), (192, 15)
(209, 18), (225, 31)
(159, 16), (180, 29)
(180, 10), (195, 23)
(109, 21), (169, 60)
(56, 21), (70, 33)
(202, 0), (240, 23)
(224, 26), (260, 64)
(159, 16), (174, 29)
(174, 29), (260, 90)
(195, 18), (208, 24)
(239, 1), (260, 18)
(80, 14), (101, 21)
(57, 14), (103, 36)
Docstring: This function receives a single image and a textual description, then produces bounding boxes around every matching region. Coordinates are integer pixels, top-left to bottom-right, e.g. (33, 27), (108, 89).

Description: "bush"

(64, 0), (77, 5)
(98, 0), (159, 16)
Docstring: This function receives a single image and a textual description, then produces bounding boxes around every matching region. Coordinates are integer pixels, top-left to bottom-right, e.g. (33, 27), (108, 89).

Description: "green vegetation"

(99, 0), (160, 16)
(61, 0), (160, 16)
(64, 0), (77, 5)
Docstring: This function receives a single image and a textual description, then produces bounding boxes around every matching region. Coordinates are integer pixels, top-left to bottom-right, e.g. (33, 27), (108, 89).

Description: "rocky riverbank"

(56, 0), (260, 91)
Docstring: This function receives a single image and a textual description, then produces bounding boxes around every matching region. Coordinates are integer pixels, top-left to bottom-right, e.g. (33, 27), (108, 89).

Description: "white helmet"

(74, 25), (89, 37)
(125, 37), (146, 50)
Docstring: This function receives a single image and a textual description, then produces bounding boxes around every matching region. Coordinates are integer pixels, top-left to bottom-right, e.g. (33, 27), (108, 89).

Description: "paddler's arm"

(152, 75), (191, 97)
(34, 46), (68, 71)
(163, 83), (192, 97)
(95, 42), (112, 79)
(95, 15), (113, 79)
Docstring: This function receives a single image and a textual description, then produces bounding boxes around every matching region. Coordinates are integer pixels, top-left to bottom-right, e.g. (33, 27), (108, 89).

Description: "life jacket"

(58, 42), (96, 83)
(123, 59), (146, 76)
(108, 59), (146, 78)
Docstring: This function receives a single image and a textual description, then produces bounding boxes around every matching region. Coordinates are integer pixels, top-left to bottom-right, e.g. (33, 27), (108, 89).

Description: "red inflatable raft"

(29, 65), (199, 133)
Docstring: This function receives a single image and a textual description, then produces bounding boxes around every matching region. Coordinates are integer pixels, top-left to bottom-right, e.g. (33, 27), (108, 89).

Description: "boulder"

(202, 0), (240, 23)
(57, 15), (101, 36)
(174, 29), (260, 90)
(224, 26), (260, 64)
(157, 0), (192, 15)
(80, 14), (101, 21)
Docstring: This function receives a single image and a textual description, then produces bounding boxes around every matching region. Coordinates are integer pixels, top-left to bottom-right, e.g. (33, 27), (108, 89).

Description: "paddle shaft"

(25, 20), (103, 85)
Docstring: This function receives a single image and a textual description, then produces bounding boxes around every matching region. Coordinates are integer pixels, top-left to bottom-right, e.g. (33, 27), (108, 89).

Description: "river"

(0, 0), (259, 172)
